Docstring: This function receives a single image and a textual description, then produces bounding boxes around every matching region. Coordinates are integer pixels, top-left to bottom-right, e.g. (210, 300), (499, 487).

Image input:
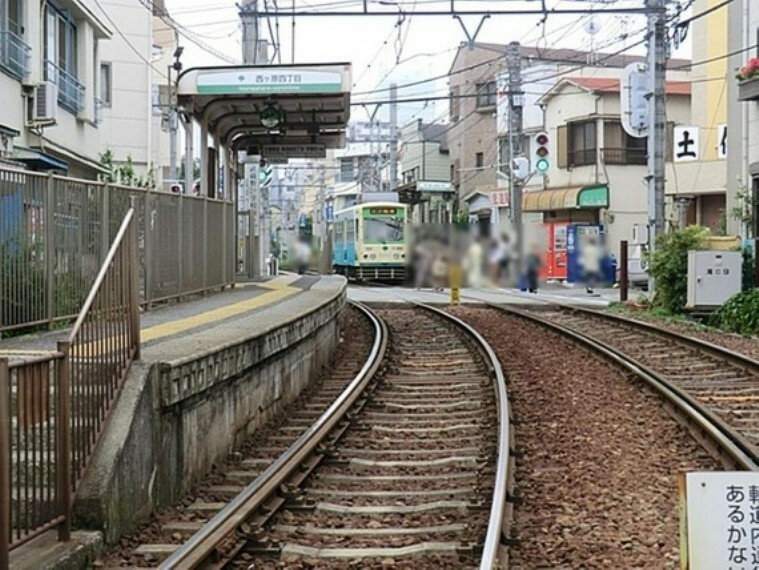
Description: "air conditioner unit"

(32, 82), (58, 124)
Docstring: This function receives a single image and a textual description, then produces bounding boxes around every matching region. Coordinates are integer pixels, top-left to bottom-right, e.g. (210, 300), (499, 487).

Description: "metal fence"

(0, 167), (235, 333)
(0, 208), (140, 567)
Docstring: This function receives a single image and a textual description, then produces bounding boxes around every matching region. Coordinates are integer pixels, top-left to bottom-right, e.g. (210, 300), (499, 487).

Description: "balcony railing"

(568, 148), (597, 168)
(0, 29), (31, 81)
(602, 147), (647, 166)
(44, 60), (85, 115)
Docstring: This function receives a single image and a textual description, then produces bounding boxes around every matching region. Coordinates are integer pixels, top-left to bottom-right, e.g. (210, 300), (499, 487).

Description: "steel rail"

(160, 301), (388, 569)
(487, 302), (759, 472)
(562, 303), (759, 375)
(414, 303), (514, 570)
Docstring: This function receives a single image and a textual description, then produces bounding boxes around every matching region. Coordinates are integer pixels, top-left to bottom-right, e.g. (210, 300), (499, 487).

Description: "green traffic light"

(536, 157), (549, 173)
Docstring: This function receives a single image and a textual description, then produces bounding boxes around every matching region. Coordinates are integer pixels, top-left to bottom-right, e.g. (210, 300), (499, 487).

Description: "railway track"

(142, 303), (513, 569)
(488, 302), (759, 471)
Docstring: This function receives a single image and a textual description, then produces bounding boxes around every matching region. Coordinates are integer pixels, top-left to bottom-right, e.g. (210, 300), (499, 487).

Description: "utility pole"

(507, 41), (524, 279)
(241, 0), (269, 276)
(389, 83), (398, 191)
(168, 42), (183, 188)
(646, 0), (667, 292)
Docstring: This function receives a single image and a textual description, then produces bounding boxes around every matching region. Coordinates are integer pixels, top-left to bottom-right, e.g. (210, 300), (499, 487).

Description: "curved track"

(487, 301), (759, 471)
(157, 303), (513, 569)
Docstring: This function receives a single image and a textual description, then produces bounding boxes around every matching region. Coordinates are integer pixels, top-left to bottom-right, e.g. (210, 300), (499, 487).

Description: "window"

(340, 158), (354, 182)
(44, 4), (83, 113)
(602, 121), (647, 165)
(450, 86), (460, 121)
(100, 62), (111, 106)
(3, 0), (22, 35)
(363, 215), (405, 244)
(475, 152), (484, 168)
(476, 81), (497, 108)
(0, 0), (29, 79)
(568, 121), (596, 167)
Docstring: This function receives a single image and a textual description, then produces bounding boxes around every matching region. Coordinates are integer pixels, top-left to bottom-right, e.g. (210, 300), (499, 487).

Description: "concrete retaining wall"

(74, 283), (345, 544)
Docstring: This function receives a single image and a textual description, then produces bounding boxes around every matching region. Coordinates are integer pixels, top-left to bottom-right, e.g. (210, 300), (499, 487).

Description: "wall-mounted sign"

(417, 181), (452, 193)
(261, 144), (327, 160)
(674, 126), (700, 162)
(490, 191), (510, 207)
(717, 124), (727, 159)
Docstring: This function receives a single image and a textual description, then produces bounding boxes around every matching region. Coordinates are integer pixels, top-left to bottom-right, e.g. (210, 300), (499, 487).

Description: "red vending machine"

(544, 222), (569, 281)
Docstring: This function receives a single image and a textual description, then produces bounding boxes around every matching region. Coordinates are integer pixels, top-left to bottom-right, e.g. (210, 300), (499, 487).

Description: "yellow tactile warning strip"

(0, 276), (304, 358)
(140, 275), (302, 343)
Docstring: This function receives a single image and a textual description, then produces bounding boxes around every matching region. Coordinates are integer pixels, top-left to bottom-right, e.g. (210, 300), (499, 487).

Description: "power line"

(94, 0), (168, 79)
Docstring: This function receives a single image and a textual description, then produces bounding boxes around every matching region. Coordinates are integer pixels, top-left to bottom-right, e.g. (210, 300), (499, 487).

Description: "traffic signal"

(258, 158), (267, 183)
(534, 132), (549, 175)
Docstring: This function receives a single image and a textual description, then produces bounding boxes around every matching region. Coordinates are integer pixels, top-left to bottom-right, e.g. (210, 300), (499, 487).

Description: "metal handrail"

(414, 303), (513, 570)
(161, 301), (387, 569)
(60, 207), (140, 485)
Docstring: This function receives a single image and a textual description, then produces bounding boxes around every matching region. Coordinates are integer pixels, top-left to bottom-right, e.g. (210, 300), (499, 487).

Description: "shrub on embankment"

(710, 289), (759, 335)
(647, 225), (711, 315)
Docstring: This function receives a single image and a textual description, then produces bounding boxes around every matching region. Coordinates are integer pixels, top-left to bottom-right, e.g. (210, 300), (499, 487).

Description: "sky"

(164, 0), (694, 127)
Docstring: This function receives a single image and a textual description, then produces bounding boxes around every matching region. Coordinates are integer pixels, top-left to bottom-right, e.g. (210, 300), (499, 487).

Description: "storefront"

(522, 184), (609, 280)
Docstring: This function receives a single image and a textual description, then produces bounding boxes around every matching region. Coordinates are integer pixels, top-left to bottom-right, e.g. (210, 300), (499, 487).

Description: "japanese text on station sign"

(683, 472), (759, 570)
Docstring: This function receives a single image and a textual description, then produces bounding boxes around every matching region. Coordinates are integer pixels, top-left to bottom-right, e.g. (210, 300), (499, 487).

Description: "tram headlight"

(370, 253), (376, 259)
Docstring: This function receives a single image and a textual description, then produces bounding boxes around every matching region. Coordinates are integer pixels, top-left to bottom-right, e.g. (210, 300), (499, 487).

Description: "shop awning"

(523, 184), (609, 212)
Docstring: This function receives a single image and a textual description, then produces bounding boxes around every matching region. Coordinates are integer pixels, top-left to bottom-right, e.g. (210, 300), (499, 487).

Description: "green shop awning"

(523, 184), (608, 212)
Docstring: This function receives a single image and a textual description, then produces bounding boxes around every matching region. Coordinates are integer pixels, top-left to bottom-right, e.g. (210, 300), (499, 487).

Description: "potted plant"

(737, 57), (759, 101)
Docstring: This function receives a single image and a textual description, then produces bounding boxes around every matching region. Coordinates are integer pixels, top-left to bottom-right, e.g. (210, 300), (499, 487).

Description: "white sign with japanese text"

(490, 191), (510, 207)
(674, 126), (700, 162)
(717, 124), (728, 159)
(683, 472), (759, 569)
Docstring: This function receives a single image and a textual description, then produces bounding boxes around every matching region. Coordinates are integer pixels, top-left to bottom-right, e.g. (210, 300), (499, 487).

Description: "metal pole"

(168, 65), (178, 184)
(646, 0), (667, 293)
(0, 359), (10, 570)
(620, 240), (629, 302)
(55, 342), (72, 542)
(45, 174), (55, 328)
(389, 83), (398, 191)
(507, 41), (524, 277)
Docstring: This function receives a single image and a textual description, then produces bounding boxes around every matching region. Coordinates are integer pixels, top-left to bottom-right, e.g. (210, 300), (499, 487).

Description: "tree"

(99, 149), (156, 189)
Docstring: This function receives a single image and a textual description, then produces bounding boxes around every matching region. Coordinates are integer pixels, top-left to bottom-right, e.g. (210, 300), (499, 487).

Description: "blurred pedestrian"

(413, 238), (433, 289)
(463, 238), (484, 288)
(581, 235), (603, 294)
(432, 250), (448, 292)
(525, 244), (542, 294)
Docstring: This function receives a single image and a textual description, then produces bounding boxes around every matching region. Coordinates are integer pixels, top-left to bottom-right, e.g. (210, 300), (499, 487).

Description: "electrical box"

(686, 250), (742, 309)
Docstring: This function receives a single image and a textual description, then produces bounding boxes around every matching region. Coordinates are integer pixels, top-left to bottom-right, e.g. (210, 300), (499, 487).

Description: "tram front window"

(363, 216), (404, 244)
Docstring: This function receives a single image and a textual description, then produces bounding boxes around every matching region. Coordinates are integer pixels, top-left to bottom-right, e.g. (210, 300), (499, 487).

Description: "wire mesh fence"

(0, 168), (234, 333)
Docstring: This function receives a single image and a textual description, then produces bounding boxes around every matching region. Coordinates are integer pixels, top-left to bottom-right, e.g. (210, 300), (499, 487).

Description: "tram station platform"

(7, 274), (347, 569)
(347, 282), (622, 307)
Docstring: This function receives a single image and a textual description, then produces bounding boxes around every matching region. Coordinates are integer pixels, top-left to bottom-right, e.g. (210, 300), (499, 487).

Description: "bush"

(743, 246), (756, 291)
(647, 225), (711, 314)
(711, 290), (759, 334)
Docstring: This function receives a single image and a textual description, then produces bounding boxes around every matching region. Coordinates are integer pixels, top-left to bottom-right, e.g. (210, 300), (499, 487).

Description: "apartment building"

(397, 119), (452, 223)
(522, 77), (695, 278)
(0, 0), (112, 176)
(0, 0), (160, 180)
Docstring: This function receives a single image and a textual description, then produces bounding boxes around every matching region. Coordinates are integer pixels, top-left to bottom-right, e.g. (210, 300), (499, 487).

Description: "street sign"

(262, 144), (327, 161)
(195, 68), (346, 95)
(621, 62), (649, 138)
(258, 164), (274, 187)
(325, 204), (334, 223)
(490, 191), (510, 207)
(680, 471), (759, 570)
(347, 122), (395, 143)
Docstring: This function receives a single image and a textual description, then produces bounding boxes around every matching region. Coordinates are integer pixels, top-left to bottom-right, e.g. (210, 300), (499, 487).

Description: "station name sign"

(262, 144), (327, 160)
(196, 68), (345, 95)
